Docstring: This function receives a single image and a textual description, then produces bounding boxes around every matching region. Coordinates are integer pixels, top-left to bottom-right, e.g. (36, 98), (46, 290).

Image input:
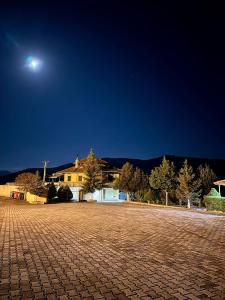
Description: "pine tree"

(114, 163), (148, 201)
(114, 162), (135, 200)
(176, 160), (201, 208)
(133, 167), (149, 201)
(198, 164), (217, 196)
(149, 157), (176, 205)
(81, 150), (105, 195)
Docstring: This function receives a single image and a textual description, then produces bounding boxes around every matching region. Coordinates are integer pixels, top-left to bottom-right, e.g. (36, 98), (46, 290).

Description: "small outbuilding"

(214, 179), (225, 195)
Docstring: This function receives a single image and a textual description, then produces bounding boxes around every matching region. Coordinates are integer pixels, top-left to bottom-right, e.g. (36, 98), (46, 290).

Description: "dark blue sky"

(0, 1), (225, 170)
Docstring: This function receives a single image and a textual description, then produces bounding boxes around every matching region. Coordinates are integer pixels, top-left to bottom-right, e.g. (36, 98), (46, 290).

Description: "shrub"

(47, 182), (57, 201)
(204, 197), (225, 212)
(57, 185), (73, 202)
(143, 189), (161, 204)
(204, 188), (225, 212)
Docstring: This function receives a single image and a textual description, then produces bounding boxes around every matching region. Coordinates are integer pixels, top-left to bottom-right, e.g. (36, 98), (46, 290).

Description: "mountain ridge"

(0, 155), (224, 184)
(0, 170), (11, 176)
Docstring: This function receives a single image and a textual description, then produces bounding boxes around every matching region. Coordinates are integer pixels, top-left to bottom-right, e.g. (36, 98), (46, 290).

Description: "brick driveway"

(0, 199), (225, 300)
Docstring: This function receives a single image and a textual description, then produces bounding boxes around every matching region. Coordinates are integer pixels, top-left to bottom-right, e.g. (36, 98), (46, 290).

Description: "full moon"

(25, 56), (43, 72)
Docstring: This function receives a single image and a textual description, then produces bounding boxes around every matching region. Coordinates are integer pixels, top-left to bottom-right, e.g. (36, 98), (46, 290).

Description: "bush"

(204, 188), (225, 212)
(204, 197), (225, 212)
(47, 182), (57, 201)
(57, 185), (73, 202)
(143, 189), (161, 204)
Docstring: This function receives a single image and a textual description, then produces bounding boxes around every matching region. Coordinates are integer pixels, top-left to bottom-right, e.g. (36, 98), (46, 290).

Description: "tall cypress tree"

(82, 150), (105, 195)
(176, 160), (201, 208)
(114, 162), (135, 200)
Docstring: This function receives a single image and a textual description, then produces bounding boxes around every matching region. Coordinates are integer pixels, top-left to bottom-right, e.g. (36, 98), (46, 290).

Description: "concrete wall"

(26, 192), (47, 205)
(69, 186), (81, 201)
(0, 184), (47, 204)
(0, 184), (122, 204)
(84, 190), (102, 202)
(0, 184), (20, 197)
(69, 186), (123, 202)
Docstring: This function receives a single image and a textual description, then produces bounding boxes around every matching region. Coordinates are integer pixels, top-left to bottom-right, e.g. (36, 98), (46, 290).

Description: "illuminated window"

(68, 176), (71, 181)
(78, 176), (82, 181)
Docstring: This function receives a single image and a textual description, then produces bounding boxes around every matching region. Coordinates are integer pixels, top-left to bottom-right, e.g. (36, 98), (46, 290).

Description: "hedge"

(204, 196), (225, 212)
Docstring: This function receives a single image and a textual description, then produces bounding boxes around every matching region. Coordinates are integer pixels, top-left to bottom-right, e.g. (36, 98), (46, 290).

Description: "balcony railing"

(52, 181), (115, 188)
(53, 182), (82, 187)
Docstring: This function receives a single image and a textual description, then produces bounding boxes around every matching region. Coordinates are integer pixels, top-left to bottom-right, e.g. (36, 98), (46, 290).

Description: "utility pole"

(42, 160), (49, 183)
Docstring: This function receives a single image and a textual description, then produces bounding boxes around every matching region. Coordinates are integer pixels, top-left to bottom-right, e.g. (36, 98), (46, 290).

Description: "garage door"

(103, 188), (119, 202)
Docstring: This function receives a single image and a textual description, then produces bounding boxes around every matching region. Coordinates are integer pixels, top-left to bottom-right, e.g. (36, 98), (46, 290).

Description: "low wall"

(26, 192), (47, 205)
(0, 184), (20, 197)
(0, 184), (47, 204)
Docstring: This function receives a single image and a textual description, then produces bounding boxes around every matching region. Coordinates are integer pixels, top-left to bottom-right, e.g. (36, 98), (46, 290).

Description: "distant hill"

(0, 163), (73, 185)
(0, 170), (11, 176)
(103, 156), (225, 178)
(0, 155), (224, 184)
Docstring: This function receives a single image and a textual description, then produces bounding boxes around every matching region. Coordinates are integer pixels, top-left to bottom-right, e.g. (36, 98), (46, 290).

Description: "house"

(50, 151), (126, 202)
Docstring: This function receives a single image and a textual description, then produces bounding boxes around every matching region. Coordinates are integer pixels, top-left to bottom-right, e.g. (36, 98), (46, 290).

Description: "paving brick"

(0, 198), (225, 299)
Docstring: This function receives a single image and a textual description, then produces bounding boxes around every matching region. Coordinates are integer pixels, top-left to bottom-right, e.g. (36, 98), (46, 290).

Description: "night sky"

(0, 1), (225, 170)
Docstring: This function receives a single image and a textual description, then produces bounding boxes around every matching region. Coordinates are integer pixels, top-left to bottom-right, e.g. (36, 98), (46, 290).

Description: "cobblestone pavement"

(0, 198), (225, 300)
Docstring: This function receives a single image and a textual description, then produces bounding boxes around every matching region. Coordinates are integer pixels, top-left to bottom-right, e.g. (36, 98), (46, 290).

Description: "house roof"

(54, 156), (120, 175)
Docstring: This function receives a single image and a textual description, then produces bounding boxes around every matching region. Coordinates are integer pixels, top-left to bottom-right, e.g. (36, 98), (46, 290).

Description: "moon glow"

(25, 56), (43, 72)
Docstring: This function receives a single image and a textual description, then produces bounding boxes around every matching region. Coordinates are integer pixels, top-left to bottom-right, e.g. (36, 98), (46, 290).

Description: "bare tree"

(15, 172), (45, 196)
(198, 164), (217, 196)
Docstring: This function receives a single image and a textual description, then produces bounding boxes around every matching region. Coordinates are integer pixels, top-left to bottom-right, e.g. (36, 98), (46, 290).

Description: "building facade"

(50, 153), (125, 203)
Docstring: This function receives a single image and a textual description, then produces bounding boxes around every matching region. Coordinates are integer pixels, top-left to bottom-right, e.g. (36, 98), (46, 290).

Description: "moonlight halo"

(25, 56), (43, 72)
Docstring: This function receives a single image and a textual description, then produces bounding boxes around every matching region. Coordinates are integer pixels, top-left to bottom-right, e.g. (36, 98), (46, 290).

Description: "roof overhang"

(214, 180), (225, 186)
(49, 173), (64, 178)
